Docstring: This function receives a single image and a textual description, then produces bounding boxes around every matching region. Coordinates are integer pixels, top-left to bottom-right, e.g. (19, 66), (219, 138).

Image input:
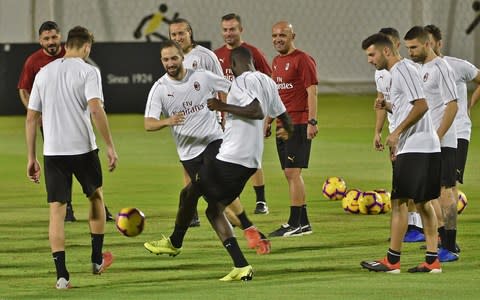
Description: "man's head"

(361, 33), (396, 70)
(424, 24), (443, 56)
(160, 40), (184, 79)
(272, 21), (295, 55)
(65, 26), (94, 59)
(221, 13), (243, 48)
(230, 46), (254, 77)
(38, 21), (62, 56)
(169, 18), (195, 54)
(379, 27), (401, 49)
(404, 26), (432, 63)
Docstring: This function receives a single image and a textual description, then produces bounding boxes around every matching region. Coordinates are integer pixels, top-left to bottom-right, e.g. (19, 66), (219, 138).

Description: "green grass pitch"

(0, 94), (479, 299)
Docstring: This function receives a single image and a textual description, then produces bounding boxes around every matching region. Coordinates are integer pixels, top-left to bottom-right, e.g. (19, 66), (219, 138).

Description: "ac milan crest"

(194, 81), (200, 91)
(423, 73), (429, 82)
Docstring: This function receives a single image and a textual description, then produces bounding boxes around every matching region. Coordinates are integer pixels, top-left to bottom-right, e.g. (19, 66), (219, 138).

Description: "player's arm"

(144, 112), (185, 131)
(89, 98), (118, 172)
(19, 89), (30, 109)
(207, 97), (264, 120)
(437, 100), (458, 140)
(373, 92), (387, 151)
(275, 111), (293, 140)
(468, 71), (480, 116)
(25, 109), (41, 183)
(306, 84), (318, 139)
(386, 98), (428, 148)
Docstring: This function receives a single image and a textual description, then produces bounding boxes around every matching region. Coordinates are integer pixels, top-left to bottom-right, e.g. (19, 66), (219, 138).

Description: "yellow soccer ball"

(116, 208), (145, 237)
(457, 190), (468, 214)
(342, 189), (363, 214)
(359, 191), (384, 215)
(375, 189), (392, 213)
(322, 176), (347, 200)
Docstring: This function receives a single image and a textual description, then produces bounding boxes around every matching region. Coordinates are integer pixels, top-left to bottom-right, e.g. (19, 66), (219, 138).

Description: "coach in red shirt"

(269, 21), (319, 238)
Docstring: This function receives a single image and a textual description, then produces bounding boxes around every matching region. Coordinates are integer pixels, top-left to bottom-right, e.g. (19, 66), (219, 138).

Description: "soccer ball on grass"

(322, 176), (347, 200)
(116, 208), (145, 237)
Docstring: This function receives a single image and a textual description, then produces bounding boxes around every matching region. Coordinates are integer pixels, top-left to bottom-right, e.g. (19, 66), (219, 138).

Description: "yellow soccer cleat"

(144, 235), (182, 257)
(219, 265), (254, 281)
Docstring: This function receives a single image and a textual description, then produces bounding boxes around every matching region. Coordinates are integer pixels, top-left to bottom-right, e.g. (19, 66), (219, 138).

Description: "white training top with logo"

(184, 45), (223, 77)
(144, 69), (230, 160)
(389, 59), (440, 155)
(28, 57), (103, 155)
(217, 71), (286, 168)
(375, 69), (395, 133)
(444, 56), (479, 141)
(420, 57), (458, 148)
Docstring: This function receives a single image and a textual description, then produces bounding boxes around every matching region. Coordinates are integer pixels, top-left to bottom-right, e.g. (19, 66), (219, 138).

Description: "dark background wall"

(0, 42), (210, 115)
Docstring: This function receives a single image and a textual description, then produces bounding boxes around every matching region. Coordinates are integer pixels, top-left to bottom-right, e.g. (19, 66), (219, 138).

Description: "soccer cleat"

(301, 224), (313, 235)
(438, 247), (459, 262)
(244, 226), (262, 249)
(254, 202), (269, 214)
(360, 257), (401, 274)
(144, 235), (182, 257)
(105, 206), (114, 222)
(55, 277), (72, 290)
(64, 206), (77, 222)
(403, 229), (425, 242)
(92, 252), (114, 275)
(256, 239), (271, 255)
(268, 224), (302, 237)
(408, 259), (442, 273)
(219, 265), (254, 281)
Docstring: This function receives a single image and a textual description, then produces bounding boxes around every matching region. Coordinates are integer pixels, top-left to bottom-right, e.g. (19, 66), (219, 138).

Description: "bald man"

(269, 21), (319, 237)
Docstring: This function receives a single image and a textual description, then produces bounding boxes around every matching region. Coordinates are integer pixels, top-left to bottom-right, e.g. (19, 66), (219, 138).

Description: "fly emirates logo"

(276, 77), (293, 90)
(172, 100), (205, 116)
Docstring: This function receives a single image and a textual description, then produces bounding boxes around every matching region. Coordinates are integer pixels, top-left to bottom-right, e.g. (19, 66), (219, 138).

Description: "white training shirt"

(419, 57), (458, 148)
(217, 71), (286, 168)
(144, 69), (230, 160)
(183, 45), (223, 77)
(28, 57), (102, 155)
(375, 69), (395, 133)
(444, 56), (479, 141)
(389, 59), (440, 155)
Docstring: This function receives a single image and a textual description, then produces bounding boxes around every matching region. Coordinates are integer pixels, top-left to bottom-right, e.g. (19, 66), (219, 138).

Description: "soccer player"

(214, 13), (272, 215)
(143, 41), (270, 260)
(360, 32), (442, 273)
(424, 24), (480, 259)
(18, 21), (114, 222)
(373, 27), (425, 243)
(405, 26), (459, 263)
(26, 26), (118, 289)
(269, 21), (318, 237)
(202, 46), (293, 281)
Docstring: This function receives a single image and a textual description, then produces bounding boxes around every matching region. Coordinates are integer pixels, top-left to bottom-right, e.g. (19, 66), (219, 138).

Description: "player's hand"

(168, 112), (185, 126)
(207, 98), (224, 111)
(374, 97), (386, 110)
(389, 145), (397, 162)
(27, 159), (41, 184)
(107, 147), (118, 172)
(386, 132), (399, 150)
(264, 123), (272, 138)
(276, 127), (290, 140)
(307, 124), (318, 139)
(373, 133), (384, 151)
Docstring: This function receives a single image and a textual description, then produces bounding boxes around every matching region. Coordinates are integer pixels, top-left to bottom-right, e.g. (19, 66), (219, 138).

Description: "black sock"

(438, 226), (446, 248)
(445, 229), (457, 253)
(387, 248), (401, 264)
(300, 205), (310, 226)
(287, 206), (301, 227)
(223, 237), (248, 268)
(66, 201), (73, 210)
(170, 224), (189, 248)
(52, 251), (69, 280)
(254, 185), (266, 203)
(425, 251), (438, 264)
(237, 211), (253, 230)
(91, 233), (104, 265)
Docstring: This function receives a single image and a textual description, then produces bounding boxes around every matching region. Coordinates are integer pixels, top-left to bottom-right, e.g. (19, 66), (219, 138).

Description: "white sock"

(414, 212), (423, 229)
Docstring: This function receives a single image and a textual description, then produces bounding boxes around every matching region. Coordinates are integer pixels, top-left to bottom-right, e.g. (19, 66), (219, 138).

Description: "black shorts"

(456, 139), (469, 184)
(441, 147), (456, 188)
(391, 152), (441, 203)
(276, 124), (312, 169)
(181, 139), (222, 181)
(44, 149), (102, 203)
(199, 159), (256, 206)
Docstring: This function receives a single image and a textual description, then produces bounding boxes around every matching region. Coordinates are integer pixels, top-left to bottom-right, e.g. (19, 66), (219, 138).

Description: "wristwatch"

(308, 118), (318, 126)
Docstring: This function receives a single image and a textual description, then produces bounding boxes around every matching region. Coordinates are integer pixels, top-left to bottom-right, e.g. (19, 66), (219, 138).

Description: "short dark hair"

(361, 33), (393, 50)
(404, 26), (429, 42)
(222, 13), (242, 26)
(231, 46), (253, 62)
(160, 40), (184, 57)
(38, 21), (59, 36)
(379, 27), (400, 40)
(66, 26), (94, 49)
(424, 24), (442, 42)
(169, 18), (195, 44)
